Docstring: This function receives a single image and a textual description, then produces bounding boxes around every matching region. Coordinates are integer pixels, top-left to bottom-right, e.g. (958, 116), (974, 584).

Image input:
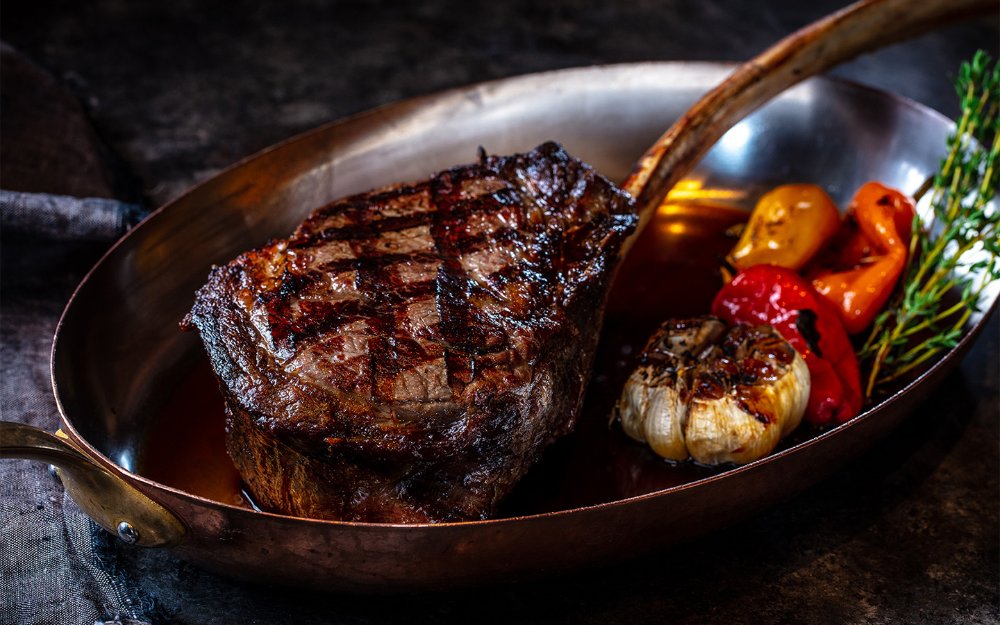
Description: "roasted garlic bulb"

(616, 316), (809, 465)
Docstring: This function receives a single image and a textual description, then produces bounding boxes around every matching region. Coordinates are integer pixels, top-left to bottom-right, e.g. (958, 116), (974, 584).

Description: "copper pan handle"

(622, 0), (995, 253)
(0, 421), (185, 547)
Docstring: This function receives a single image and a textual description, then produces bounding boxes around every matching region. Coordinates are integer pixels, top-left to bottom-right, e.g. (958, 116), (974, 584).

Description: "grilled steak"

(184, 142), (636, 522)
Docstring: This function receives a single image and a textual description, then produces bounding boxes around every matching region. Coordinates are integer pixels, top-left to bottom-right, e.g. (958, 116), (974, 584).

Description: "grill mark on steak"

(308, 182), (431, 221)
(316, 250), (441, 274)
(262, 281), (445, 355)
(344, 201), (399, 406)
(430, 168), (480, 394)
(309, 212), (437, 243)
(185, 142), (637, 522)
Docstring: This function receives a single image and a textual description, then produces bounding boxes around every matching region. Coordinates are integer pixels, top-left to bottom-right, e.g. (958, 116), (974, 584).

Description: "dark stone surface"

(1, 1), (997, 623)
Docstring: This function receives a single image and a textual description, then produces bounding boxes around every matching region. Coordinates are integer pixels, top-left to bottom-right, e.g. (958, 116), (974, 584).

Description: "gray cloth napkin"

(1, 191), (156, 625)
(1, 190), (145, 241)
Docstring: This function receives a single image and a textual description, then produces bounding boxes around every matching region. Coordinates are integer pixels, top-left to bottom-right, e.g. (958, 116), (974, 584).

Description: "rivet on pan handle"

(0, 421), (186, 548)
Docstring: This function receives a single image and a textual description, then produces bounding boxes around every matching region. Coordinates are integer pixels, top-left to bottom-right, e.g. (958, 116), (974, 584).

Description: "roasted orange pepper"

(728, 184), (841, 271)
(809, 182), (916, 335)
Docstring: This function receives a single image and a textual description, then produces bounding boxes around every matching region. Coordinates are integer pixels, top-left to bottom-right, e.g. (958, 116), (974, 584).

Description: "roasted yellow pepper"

(728, 184), (841, 271)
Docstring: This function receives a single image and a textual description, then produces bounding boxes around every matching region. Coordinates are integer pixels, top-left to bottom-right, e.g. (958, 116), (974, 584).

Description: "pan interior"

(50, 63), (990, 513)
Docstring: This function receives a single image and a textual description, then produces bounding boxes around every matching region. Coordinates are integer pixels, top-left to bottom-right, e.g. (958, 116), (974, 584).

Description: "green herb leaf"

(860, 50), (1000, 398)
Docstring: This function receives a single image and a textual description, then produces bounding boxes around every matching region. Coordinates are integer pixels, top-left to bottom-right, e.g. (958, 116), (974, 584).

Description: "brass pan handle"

(0, 421), (185, 547)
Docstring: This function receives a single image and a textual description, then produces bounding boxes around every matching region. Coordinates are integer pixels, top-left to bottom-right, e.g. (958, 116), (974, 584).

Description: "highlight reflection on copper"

(663, 179), (748, 209)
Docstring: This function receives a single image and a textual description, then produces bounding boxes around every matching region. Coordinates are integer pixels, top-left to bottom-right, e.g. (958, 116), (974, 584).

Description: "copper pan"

(2, 0), (997, 592)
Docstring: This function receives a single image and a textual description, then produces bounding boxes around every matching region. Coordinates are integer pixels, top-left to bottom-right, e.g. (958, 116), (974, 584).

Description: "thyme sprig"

(860, 50), (1000, 398)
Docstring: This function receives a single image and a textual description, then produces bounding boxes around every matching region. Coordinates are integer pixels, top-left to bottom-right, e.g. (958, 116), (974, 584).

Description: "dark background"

(1, 1), (998, 623)
(3, 0), (997, 205)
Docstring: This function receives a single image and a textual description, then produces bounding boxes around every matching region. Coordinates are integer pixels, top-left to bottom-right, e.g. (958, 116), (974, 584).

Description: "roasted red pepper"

(711, 265), (863, 425)
(808, 182), (917, 334)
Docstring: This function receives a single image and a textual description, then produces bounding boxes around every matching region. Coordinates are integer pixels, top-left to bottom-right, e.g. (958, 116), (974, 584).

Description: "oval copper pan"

(50, 62), (997, 591)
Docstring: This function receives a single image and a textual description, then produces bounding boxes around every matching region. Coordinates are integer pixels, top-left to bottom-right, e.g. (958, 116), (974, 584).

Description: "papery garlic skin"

(615, 317), (725, 462)
(685, 350), (809, 465)
(615, 316), (810, 466)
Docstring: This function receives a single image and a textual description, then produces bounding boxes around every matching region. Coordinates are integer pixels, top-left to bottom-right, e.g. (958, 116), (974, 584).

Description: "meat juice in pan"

(139, 201), (814, 517)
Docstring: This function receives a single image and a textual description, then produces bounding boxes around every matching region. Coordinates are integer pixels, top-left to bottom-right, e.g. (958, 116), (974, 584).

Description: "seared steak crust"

(185, 142), (636, 522)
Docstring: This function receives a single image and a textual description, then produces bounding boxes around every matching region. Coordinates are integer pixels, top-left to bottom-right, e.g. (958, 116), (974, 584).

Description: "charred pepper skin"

(728, 184), (842, 272)
(809, 182), (917, 335)
(711, 265), (863, 426)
